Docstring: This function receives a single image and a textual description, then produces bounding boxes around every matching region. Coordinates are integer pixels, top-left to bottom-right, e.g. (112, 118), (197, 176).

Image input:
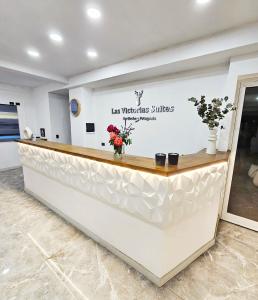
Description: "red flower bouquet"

(107, 121), (134, 157)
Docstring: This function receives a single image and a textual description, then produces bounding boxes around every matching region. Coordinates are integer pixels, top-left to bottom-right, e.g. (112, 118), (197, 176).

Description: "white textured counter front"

(18, 143), (228, 286)
(18, 143), (227, 228)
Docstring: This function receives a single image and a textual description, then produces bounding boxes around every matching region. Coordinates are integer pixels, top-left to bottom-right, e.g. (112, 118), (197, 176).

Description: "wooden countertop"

(18, 140), (230, 177)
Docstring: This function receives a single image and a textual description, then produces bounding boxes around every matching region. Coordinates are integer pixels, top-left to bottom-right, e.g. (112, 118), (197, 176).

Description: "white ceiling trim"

(0, 59), (68, 84)
(66, 22), (258, 89)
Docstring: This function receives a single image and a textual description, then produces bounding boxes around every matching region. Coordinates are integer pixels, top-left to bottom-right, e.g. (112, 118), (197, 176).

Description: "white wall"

(49, 93), (71, 144)
(31, 84), (52, 139)
(0, 82), (67, 170)
(31, 83), (65, 139)
(219, 53), (258, 151)
(69, 67), (228, 157)
(0, 142), (20, 170)
(69, 87), (92, 147)
(0, 83), (35, 170)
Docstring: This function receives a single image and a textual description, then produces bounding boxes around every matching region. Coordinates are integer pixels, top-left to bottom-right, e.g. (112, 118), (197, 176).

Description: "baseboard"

(25, 187), (216, 287)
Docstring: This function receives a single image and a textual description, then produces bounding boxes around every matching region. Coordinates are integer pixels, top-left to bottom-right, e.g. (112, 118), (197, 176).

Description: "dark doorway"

(228, 86), (258, 221)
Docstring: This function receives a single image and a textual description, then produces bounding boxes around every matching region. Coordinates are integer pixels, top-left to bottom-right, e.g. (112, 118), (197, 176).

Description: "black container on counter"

(168, 153), (179, 166)
(155, 153), (166, 166)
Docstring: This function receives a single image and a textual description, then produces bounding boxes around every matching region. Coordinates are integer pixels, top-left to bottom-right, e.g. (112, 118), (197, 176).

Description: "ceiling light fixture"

(196, 0), (211, 4)
(27, 49), (40, 58)
(87, 49), (98, 58)
(49, 33), (63, 43)
(87, 8), (101, 19)
(256, 97), (258, 101)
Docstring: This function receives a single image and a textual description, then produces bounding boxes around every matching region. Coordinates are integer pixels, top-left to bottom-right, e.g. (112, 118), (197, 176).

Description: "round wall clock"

(70, 98), (81, 117)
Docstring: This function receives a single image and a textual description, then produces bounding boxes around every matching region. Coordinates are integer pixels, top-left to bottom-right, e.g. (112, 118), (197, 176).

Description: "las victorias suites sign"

(111, 90), (175, 123)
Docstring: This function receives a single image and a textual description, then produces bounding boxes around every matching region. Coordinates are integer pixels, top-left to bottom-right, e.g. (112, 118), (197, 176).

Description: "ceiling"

(0, 67), (52, 87)
(1, 0), (258, 84)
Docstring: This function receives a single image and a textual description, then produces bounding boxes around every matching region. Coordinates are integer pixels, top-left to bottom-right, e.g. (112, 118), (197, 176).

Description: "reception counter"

(18, 140), (229, 286)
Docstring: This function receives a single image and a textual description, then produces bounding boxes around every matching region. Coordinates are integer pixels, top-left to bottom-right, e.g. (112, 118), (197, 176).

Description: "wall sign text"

(111, 105), (175, 122)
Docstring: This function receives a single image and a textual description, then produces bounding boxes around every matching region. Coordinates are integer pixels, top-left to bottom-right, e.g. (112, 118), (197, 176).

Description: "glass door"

(222, 84), (258, 231)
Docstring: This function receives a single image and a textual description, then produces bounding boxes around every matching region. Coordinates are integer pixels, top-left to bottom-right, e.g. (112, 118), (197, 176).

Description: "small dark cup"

(168, 153), (179, 166)
(155, 153), (166, 166)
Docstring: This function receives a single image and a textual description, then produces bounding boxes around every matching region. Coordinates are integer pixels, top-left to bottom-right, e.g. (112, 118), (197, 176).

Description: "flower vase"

(114, 146), (123, 159)
(207, 128), (217, 155)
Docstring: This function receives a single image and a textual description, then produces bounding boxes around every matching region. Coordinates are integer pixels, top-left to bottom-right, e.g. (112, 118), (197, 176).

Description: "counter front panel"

(17, 140), (230, 286)
(18, 141), (229, 227)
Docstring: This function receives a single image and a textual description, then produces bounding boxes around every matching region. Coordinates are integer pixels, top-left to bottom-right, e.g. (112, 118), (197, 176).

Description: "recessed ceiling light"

(196, 0), (211, 4)
(87, 49), (98, 58)
(49, 33), (63, 43)
(87, 8), (101, 19)
(27, 49), (40, 58)
(256, 96), (258, 101)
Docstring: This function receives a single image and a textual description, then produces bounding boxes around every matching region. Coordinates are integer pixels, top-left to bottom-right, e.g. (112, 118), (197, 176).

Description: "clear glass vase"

(114, 146), (123, 159)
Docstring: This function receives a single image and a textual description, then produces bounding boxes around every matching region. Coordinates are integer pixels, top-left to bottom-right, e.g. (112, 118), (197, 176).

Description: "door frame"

(222, 73), (258, 231)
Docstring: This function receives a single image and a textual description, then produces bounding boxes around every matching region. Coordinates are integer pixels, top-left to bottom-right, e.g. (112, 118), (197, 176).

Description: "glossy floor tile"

(0, 168), (258, 300)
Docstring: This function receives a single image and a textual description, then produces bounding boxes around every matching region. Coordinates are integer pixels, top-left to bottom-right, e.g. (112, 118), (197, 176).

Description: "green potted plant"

(188, 96), (236, 154)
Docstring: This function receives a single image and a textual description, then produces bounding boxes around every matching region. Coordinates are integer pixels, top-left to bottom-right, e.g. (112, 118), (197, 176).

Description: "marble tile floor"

(0, 168), (258, 300)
